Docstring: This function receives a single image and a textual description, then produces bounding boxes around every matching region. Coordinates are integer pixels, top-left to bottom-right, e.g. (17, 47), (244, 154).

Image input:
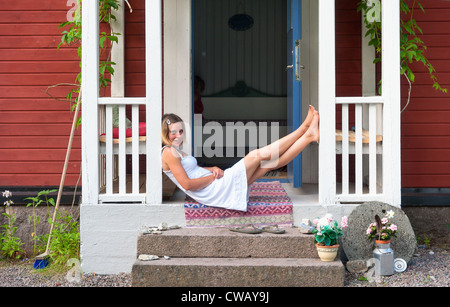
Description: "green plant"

(1, 191), (24, 259)
(47, 0), (121, 127)
(1, 212), (25, 259)
(358, 0), (447, 103)
(24, 189), (57, 255)
(38, 211), (80, 266)
(417, 234), (432, 248)
(312, 214), (348, 246)
(37, 189), (57, 218)
(25, 195), (43, 255)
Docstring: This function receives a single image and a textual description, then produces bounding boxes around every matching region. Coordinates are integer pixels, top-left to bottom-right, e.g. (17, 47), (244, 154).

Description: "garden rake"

(34, 90), (81, 269)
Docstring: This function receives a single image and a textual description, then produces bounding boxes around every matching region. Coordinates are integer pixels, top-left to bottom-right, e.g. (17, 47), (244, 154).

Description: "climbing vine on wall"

(47, 0), (121, 123)
(358, 0), (447, 104)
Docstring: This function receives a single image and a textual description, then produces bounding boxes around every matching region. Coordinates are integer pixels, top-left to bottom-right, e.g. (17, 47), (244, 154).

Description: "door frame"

(287, 0), (302, 188)
(163, 0), (318, 185)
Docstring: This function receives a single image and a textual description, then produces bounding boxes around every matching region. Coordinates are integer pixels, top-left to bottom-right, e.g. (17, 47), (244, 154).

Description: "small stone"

(138, 254), (159, 261)
(301, 219), (312, 226)
(346, 260), (368, 273)
(298, 223), (315, 234)
(141, 227), (162, 235)
(429, 250), (435, 255)
(158, 222), (168, 230)
(164, 256), (171, 260)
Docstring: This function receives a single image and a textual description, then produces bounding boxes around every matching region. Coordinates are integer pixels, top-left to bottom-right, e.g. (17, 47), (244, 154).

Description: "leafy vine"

(47, 0), (122, 123)
(358, 0), (447, 110)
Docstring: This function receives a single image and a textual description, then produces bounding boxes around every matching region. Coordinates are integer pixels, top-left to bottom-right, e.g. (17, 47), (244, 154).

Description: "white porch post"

(81, 0), (99, 205)
(163, 0), (193, 155)
(318, 0), (336, 205)
(382, 0), (401, 206)
(146, 0), (163, 204)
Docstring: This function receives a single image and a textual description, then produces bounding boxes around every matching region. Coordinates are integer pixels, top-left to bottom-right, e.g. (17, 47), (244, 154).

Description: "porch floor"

(100, 173), (370, 206)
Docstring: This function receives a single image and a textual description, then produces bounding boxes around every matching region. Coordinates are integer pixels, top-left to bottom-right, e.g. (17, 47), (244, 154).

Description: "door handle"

(286, 65), (293, 70)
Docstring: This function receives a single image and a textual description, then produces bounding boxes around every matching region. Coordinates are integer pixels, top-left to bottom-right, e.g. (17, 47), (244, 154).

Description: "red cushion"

(102, 122), (146, 138)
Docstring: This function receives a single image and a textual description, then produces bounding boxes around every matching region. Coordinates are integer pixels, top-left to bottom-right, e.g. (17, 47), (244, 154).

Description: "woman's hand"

(208, 166), (224, 179)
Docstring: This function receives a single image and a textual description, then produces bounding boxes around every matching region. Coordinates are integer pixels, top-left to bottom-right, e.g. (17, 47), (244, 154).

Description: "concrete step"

(132, 227), (345, 287)
(136, 227), (318, 259)
(132, 257), (344, 287)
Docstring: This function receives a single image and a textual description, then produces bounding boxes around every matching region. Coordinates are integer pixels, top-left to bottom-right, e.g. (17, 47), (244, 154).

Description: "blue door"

(287, 0), (302, 187)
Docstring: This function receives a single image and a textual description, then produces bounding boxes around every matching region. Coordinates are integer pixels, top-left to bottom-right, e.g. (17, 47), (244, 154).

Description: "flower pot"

(315, 244), (339, 262)
(373, 240), (394, 276)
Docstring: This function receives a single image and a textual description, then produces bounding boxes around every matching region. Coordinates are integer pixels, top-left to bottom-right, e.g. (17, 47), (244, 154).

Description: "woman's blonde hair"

(161, 113), (184, 146)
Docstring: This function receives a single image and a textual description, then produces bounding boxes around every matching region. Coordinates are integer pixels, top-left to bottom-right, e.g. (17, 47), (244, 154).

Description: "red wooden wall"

(0, 0), (449, 189)
(400, 0), (450, 187)
(336, 0), (450, 188)
(0, 0), (81, 187)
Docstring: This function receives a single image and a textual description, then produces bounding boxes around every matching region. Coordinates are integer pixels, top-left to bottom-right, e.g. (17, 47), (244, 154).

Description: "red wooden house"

(0, 0), (449, 273)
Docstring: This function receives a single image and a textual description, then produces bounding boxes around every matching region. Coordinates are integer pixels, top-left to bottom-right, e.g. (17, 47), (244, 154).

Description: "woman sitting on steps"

(161, 106), (319, 212)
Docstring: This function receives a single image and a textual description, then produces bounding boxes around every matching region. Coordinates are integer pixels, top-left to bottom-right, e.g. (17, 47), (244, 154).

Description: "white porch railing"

(319, 0), (401, 206)
(98, 99), (147, 203)
(335, 97), (384, 202)
(82, 0), (162, 206)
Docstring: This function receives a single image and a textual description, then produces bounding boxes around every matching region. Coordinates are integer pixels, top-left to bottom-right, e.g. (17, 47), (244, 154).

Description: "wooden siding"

(0, 0), (81, 187)
(335, 0), (450, 188)
(123, 0), (146, 124)
(400, 0), (450, 187)
(335, 0), (362, 183)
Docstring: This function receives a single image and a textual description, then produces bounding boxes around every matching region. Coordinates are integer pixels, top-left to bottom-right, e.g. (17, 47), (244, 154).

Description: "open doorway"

(192, 0), (289, 174)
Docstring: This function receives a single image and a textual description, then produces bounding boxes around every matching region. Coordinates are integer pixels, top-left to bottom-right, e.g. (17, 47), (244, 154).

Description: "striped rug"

(184, 181), (293, 228)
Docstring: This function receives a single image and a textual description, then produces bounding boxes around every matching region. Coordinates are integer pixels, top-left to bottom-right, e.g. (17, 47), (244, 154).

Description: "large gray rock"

(341, 202), (416, 263)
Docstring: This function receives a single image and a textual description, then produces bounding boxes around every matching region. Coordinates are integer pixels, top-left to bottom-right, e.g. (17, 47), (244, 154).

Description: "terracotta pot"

(315, 244), (339, 262)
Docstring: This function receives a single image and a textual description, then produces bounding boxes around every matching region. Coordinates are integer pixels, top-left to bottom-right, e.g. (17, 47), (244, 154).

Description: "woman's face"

(168, 122), (184, 147)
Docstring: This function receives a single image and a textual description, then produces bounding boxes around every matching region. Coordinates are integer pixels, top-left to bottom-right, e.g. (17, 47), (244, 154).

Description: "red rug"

(184, 181), (293, 228)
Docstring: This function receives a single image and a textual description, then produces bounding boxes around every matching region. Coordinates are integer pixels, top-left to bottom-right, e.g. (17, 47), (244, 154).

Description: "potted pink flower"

(312, 214), (348, 261)
(366, 210), (398, 276)
(366, 210), (398, 243)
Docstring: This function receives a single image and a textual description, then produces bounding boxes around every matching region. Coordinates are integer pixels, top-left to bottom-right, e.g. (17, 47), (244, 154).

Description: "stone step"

(131, 257), (344, 287)
(132, 226), (345, 287)
(136, 227), (319, 259)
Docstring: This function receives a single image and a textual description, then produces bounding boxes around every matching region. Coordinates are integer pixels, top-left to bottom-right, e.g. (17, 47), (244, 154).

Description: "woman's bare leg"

(242, 106), (315, 182)
(248, 105), (315, 163)
(244, 110), (319, 185)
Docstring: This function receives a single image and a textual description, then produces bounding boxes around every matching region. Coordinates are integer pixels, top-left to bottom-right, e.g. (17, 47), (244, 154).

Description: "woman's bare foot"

(304, 105), (315, 127)
(305, 111), (320, 143)
(297, 105), (315, 134)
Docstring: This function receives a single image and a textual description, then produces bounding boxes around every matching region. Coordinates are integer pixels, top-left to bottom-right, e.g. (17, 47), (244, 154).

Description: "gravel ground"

(0, 246), (448, 287)
(345, 246), (449, 287)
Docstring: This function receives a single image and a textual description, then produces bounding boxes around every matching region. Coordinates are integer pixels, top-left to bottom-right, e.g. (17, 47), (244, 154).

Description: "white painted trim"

(335, 96), (384, 104)
(382, 0), (401, 207)
(145, 0), (163, 204)
(98, 97), (147, 105)
(81, 0), (99, 205)
(318, 0), (336, 205)
(336, 194), (385, 203)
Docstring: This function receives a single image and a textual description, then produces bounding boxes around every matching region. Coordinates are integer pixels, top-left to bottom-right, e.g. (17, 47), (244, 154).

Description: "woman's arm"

(203, 166), (224, 179)
(162, 148), (215, 191)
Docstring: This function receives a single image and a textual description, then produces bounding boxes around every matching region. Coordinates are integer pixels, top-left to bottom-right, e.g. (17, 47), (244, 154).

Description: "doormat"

(184, 181), (293, 228)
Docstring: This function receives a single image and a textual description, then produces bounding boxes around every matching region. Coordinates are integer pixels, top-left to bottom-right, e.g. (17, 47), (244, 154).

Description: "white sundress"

(162, 146), (249, 212)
